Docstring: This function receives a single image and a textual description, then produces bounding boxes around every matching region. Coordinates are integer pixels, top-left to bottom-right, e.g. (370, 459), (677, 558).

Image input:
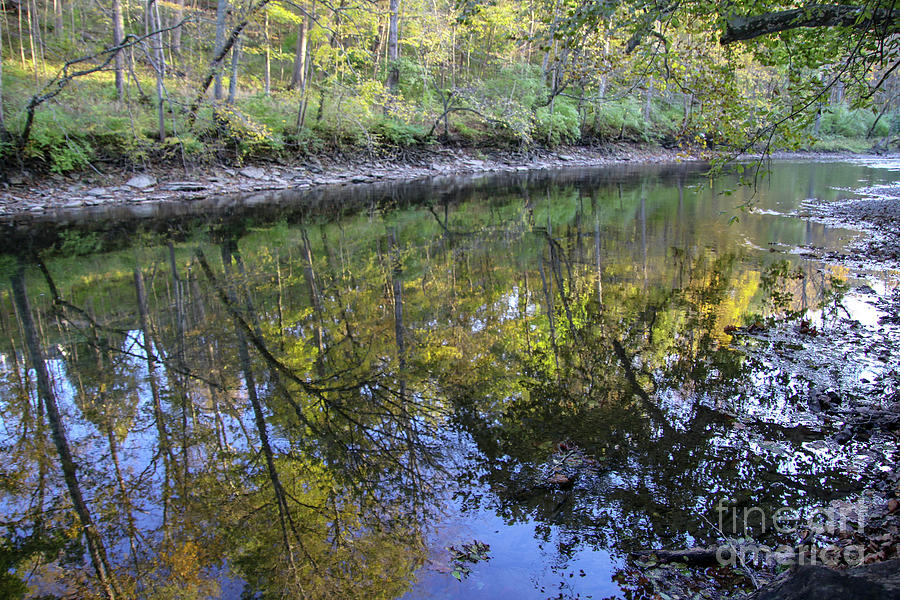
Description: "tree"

(288, 9), (309, 91)
(584, 0), (900, 152)
(9, 264), (121, 600)
(112, 0), (126, 100)
(214, 0), (229, 100)
(0, 17), (5, 137)
(386, 0), (400, 90)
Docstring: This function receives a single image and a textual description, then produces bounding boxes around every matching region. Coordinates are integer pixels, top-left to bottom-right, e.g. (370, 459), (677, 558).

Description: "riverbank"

(1, 144), (705, 217)
(5, 143), (899, 219)
(735, 166), (900, 597)
(643, 164), (900, 599)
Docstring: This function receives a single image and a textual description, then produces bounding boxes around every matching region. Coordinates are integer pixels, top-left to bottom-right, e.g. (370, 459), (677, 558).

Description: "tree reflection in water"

(0, 162), (883, 598)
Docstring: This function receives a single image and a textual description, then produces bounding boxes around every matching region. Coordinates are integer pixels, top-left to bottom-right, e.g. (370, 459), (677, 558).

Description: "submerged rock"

(756, 558), (900, 600)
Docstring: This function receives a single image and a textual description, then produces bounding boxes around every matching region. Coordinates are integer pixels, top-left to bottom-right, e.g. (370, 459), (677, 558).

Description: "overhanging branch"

(721, 4), (900, 43)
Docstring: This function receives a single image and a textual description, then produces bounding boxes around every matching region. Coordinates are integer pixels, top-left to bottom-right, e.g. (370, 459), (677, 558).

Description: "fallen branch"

(632, 546), (720, 567)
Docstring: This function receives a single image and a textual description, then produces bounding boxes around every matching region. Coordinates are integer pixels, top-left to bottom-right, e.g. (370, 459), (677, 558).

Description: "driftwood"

(632, 546), (721, 567)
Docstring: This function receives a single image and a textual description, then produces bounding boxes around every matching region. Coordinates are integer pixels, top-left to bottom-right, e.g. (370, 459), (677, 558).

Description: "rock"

(62, 200), (84, 208)
(86, 187), (107, 196)
(239, 167), (266, 179)
(351, 175), (368, 183)
(756, 558), (900, 599)
(126, 175), (157, 189)
(834, 429), (853, 444)
(162, 181), (207, 192)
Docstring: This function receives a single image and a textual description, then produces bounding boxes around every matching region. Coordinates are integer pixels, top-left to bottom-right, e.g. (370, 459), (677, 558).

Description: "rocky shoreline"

(0, 144), (705, 218)
(723, 165), (900, 599)
(4, 142), (899, 219)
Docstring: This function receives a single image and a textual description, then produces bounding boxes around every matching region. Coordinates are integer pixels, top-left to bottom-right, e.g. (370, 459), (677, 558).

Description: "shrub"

(372, 118), (426, 147)
(534, 99), (580, 146)
(212, 105), (282, 159)
(587, 98), (648, 141)
(820, 104), (874, 138)
(24, 115), (94, 173)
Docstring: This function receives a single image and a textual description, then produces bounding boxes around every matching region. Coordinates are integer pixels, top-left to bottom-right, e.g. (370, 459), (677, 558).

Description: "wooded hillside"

(1, 0), (899, 172)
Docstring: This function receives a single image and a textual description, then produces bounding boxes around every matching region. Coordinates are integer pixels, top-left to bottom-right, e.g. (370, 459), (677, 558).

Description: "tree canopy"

(0, 0), (898, 171)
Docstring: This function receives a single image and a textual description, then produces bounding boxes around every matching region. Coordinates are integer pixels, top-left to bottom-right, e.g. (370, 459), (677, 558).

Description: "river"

(0, 160), (897, 599)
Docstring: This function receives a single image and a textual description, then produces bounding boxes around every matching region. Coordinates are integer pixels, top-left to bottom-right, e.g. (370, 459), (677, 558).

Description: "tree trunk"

(295, 9), (313, 129)
(722, 5), (896, 44)
(538, 255), (559, 372)
(26, 0), (37, 82)
(188, 4), (270, 122)
(220, 243), (302, 569)
(263, 11), (270, 95)
(10, 265), (120, 600)
(831, 79), (845, 104)
(227, 36), (241, 103)
(0, 17), (5, 134)
(133, 265), (174, 525)
(301, 229), (325, 363)
(388, 230), (405, 372)
(166, 244), (191, 485)
(213, 0), (228, 100)
(147, 0), (167, 140)
(112, 0), (125, 101)
(289, 14), (308, 90)
(171, 0), (183, 57)
(386, 0), (399, 90)
(53, 0), (63, 36)
(643, 78), (653, 121)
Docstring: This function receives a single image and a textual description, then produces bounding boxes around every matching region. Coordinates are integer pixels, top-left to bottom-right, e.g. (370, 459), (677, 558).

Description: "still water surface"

(0, 160), (897, 599)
